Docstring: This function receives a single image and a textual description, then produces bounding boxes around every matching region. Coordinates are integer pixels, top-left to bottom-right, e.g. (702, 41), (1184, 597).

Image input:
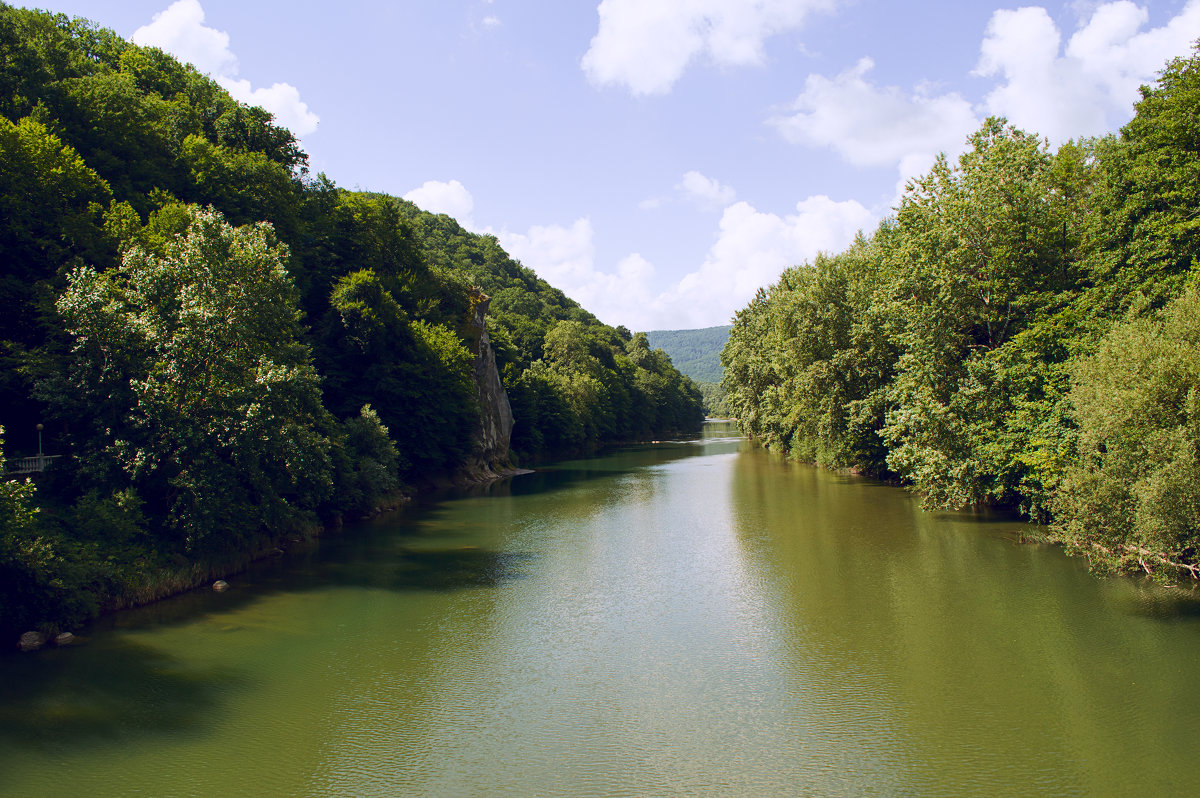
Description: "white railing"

(6, 454), (61, 475)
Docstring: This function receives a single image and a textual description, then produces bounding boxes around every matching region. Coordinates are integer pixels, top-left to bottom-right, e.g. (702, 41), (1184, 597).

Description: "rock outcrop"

(459, 291), (522, 483)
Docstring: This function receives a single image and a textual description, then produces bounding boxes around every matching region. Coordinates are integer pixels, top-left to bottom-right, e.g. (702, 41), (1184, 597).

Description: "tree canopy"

(722, 45), (1200, 579)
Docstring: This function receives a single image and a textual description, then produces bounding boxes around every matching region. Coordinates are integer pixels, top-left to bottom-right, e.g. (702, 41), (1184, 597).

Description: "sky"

(19, 0), (1200, 331)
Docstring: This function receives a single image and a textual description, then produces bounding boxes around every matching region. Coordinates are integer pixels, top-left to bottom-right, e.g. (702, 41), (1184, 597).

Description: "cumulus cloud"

(133, 0), (319, 136)
(640, 171), (735, 213)
(770, 57), (978, 172)
(975, 0), (1200, 142)
(657, 196), (874, 327)
(219, 79), (320, 137)
(581, 0), (839, 95)
(495, 220), (658, 327)
(403, 179), (476, 227)
(132, 0), (234, 74)
(493, 194), (872, 330)
(677, 170), (736, 207)
(498, 219), (596, 289)
(769, 1), (1200, 199)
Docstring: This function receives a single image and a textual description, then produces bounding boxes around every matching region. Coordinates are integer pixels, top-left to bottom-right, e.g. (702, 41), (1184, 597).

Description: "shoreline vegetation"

(720, 44), (1200, 584)
(0, 5), (703, 648)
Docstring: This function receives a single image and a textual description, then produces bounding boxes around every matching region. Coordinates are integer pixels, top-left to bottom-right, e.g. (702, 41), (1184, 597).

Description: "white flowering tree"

(54, 206), (334, 554)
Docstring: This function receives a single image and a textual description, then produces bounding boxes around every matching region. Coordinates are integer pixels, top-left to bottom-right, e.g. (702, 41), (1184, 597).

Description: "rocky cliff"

(459, 291), (521, 482)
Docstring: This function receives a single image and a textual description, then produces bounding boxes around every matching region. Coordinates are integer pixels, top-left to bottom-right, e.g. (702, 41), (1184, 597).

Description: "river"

(2, 421), (1199, 796)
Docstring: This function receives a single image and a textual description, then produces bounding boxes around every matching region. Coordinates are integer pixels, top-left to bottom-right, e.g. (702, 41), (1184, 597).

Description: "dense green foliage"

(646, 326), (731, 384)
(697, 382), (731, 418)
(1053, 289), (1200, 576)
(51, 207), (336, 556)
(0, 5), (701, 639)
(646, 326), (731, 416)
(722, 47), (1200, 579)
(386, 204), (703, 455)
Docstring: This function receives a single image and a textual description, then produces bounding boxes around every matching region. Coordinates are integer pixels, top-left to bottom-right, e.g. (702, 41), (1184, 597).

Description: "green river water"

(2, 421), (1199, 796)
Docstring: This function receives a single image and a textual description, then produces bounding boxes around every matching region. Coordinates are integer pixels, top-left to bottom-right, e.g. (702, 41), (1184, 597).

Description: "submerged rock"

(212, 580), (229, 592)
(53, 632), (75, 646)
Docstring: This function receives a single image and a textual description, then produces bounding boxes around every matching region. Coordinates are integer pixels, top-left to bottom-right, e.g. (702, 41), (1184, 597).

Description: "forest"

(0, 4), (703, 641)
(647, 325), (732, 416)
(646, 326), (730, 384)
(721, 46), (1200, 580)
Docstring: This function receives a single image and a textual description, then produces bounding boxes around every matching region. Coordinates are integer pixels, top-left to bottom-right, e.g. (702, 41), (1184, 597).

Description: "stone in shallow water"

(54, 632), (75, 646)
(212, 580), (229, 592)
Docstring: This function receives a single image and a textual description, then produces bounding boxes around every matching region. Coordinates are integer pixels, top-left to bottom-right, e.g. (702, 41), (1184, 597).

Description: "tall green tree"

(0, 115), (115, 447)
(49, 206), (334, 554)
(882, 119), (1084, 509)
(319, 267), (476, 475)
(1083, 45), (1200, 314)
(1052, 288), (1200, 577)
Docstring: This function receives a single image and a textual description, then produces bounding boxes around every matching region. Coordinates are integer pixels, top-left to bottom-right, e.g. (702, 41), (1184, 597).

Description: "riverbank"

(9, 459), (539, 653)
(4, 485), (414, 653)
(7, 442), (645, 654)
(7, 428), (711, 653)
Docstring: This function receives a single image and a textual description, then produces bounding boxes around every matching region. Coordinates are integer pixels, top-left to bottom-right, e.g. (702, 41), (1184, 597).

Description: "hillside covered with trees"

(648, 325), (732, 416)
(647, 326), (730, 384)
(0, 4), (702, 641)
(722, 47), (1200, 580)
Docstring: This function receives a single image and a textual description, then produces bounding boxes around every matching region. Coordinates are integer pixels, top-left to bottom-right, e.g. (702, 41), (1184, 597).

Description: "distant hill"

(647, 325), (731, 384)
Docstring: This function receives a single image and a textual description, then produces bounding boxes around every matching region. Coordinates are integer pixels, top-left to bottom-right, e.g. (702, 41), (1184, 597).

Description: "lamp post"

(36, 423), (43, 468)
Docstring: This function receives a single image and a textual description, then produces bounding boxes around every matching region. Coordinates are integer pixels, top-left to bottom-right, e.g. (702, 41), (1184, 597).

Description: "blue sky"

(21, 0), (1200, 330)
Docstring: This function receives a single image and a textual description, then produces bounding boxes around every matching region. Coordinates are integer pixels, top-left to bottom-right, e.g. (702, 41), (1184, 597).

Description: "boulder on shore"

(17, 631), (46, 652)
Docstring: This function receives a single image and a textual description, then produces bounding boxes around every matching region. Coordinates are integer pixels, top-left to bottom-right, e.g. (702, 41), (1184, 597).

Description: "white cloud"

(975, 0), (1200, 142)
(769, 1), (1200, 201)
(772, 58), (978, 168)
(498, 219), (595, 289)
(220, 79), (319, 138)
(482, 15), (501, 28)
(639, 171), (735, 214)
(133, 0), (319, 136)
(656, 196), (874, 327)
(770, 57), (979, 195)
(494, 220), (659, 327)
(403, 179), (476, 227)
(581, 0), (839, 96)
(491, 194), (872, 330)
(677, 170), (736, 207)
(132, 0), (235, 75)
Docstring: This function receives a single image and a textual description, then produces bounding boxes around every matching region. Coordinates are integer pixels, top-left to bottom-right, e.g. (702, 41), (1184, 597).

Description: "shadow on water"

(1116, 581), (1200, 620)
(397, 429), (735, 509)
(0, 424), (746, 763)
(90, 532), (535, 635)
(32, 435), (727, 636)
(494, 434), (745, 499)
(0, 518), (532, 764)
(0, 637), (244, 753)
(0, 519), (538, 770)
